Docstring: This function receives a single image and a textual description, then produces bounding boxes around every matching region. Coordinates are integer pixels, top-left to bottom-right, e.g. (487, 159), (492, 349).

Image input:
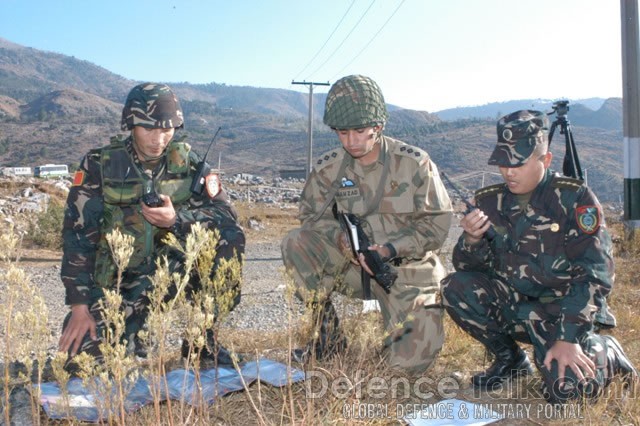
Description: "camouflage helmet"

(121, 83), (184, 131)
(323, 75), (388, 129)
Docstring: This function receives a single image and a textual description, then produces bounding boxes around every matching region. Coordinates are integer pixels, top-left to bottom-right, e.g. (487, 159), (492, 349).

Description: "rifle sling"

(361, 268), (373, 300)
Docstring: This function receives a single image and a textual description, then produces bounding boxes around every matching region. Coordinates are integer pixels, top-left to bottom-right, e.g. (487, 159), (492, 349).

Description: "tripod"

(548, 100), (584, 180)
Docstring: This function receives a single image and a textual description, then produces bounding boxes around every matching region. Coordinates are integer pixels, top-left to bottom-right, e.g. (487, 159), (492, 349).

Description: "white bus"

(34, 164), (69, 178)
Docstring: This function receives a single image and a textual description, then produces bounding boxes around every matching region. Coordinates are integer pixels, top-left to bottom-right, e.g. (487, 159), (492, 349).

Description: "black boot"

(292, 300), (347, 363)
(133, 335), (148, 359)
(472, 336), (533, 388)
(181, 329), (240, 367)
(602, 335), (638, 386)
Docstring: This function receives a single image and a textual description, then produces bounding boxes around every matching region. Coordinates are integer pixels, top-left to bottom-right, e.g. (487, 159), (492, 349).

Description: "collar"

(126, 137), (165, 175)
(527, 169), (553, 211)
(500, 169), (552, 213)
(350, 135), (387, 178)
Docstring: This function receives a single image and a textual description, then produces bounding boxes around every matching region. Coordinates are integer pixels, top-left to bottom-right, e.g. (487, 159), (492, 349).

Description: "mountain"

(434, 98), (612, 121)
(0, 37), (625, 201)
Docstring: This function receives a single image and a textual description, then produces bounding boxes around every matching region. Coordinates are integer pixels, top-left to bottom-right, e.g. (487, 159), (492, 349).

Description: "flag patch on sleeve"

(72, 170), (85, 186)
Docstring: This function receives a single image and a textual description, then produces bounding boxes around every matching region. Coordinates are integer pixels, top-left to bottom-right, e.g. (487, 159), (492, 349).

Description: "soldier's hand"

(460, 206), (492, 245)
(141, 194), (177, 228)
(59, 304), (97, 356)
(358, 244), (390, 276)
(543, 340), (596, 388)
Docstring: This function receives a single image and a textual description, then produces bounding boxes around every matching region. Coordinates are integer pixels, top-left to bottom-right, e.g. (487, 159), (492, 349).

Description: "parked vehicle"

(34, 164), (69, 177)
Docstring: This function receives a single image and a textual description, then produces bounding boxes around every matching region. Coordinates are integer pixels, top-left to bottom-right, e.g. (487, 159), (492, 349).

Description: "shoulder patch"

(315, 148), (343, 169)
(394, 142), (427, 161)
(72, 170), (85, 186)
(551, 176), (584, 192)
(205, 173), (221, 199)
(576, 205), (601, 234)
(475, 183), (505, 200)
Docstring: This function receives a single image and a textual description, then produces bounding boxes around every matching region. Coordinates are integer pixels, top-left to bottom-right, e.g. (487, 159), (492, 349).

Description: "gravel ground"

(1, 218), (463, 358)
(1, 240), (302, 357)
(0, 220), (463, 424)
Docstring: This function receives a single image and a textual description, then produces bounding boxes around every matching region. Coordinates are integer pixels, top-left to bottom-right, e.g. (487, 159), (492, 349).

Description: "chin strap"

(132, 132), (171, 162)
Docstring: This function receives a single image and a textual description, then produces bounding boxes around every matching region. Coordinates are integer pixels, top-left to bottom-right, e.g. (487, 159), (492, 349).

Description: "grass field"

(0, 183), (638, 425)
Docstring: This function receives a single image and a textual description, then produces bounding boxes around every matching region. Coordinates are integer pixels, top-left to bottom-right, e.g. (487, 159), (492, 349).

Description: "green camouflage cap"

(488, 109), (549, 167)
(121, 83), (184, 131)
(323, 75), (388, 129)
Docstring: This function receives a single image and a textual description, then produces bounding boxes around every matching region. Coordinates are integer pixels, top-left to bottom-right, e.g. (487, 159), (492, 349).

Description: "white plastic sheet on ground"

(36, 358), (305, 422)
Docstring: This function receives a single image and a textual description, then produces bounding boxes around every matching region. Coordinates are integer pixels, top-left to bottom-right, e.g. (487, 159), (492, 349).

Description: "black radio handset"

(190, 126), (222, 195)
(441, 172), (496, 241)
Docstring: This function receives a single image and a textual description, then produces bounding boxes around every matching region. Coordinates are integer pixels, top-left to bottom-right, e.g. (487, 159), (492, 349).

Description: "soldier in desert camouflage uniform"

(58, 83), (245, 369)
(281, 75), (453, 373)
(442, 110), (637, 402)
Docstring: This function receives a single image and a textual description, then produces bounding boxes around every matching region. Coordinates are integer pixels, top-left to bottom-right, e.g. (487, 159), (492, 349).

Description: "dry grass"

(234, 200), (300, 243)
(1, 202), (639, 425)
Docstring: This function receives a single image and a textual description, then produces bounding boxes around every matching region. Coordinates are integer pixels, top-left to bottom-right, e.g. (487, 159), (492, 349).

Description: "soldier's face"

(336, 126), (381, 165)
(499, 151), (552, 194)
(132, 126), (175, 159)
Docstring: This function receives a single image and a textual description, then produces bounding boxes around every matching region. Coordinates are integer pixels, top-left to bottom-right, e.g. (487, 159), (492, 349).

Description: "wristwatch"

(170, 214), (183, 235)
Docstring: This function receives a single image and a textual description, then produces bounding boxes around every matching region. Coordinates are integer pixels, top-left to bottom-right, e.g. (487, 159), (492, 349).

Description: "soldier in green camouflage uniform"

(281, 75), (453, 373)
(58, 83), (245, 368)
(441, 110), (637, 402)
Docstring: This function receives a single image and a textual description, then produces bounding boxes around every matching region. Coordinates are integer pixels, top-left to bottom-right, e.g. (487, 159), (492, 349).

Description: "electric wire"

(330, 0), (405, 81)
(306, 0), (377, 80)
(293, 0), (356, 81)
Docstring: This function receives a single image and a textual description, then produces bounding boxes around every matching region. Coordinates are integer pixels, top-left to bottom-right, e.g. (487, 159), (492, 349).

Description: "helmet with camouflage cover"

(323, 75), (388, 129)
(121, 83), (184, 131)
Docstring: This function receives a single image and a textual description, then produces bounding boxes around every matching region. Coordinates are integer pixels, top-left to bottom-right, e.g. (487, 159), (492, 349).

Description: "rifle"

(334, 209), (397, 294)
(441, 172), (496, 241)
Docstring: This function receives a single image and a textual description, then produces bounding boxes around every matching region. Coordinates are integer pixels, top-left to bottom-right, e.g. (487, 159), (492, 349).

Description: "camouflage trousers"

(442, 271), (614, 401)
(62, 274), (154, 368)
(282, 228), (444, 373)
(62, 239), (244, 370)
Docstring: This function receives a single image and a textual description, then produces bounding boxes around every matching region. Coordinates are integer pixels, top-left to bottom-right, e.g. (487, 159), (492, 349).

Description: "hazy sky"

(0, 0), (624, 112)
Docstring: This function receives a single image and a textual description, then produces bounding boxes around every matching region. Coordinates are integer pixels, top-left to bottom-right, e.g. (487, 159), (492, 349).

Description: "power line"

(330, 0), (405, 81)
(293, 0), (356, 81)
(306, 0), (377, 80)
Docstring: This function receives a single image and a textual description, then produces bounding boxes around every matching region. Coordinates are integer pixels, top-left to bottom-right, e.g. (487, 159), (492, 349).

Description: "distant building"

(231, 173), (264, 185)
(279, 169), (306, 180)
(0, 166), (33, 176)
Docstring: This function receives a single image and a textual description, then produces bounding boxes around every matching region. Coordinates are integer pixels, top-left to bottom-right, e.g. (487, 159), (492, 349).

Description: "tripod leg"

(562, 121), (583, 180)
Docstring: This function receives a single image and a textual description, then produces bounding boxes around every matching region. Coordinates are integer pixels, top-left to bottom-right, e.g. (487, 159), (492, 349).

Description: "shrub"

(28, 201), (64, 249)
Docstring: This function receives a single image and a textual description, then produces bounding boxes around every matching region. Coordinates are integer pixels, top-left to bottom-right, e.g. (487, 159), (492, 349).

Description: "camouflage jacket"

(452, 169), (615, 343)
(299, 135), (453, 284)
(61, 135), (244, 305)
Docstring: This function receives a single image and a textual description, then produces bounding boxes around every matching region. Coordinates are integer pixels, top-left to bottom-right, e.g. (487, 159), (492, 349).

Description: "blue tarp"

(37, 358), (305, 422)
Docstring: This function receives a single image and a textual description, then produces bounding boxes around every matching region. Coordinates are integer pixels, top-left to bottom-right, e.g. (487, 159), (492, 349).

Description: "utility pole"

(292, 80), (330, 179)
(621, 0), (640, 235)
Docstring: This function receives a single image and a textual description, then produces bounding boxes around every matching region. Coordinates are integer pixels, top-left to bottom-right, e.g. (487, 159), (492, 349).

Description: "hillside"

(0, 37), (625, 201)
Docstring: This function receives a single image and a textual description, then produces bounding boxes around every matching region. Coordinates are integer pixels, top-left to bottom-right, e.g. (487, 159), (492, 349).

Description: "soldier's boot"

(181, 329), (240, 367)
(602, 335), (638, 387)
(472, 336), (533, 388)
(133, 335), (148, 359)
(292, 300), (347, 363)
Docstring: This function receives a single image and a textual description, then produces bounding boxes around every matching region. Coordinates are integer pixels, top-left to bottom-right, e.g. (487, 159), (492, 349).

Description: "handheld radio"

(190, 126), (222, 194)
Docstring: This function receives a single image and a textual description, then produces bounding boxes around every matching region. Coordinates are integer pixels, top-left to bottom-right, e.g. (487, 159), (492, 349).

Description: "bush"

(28, 201), (64, 249)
